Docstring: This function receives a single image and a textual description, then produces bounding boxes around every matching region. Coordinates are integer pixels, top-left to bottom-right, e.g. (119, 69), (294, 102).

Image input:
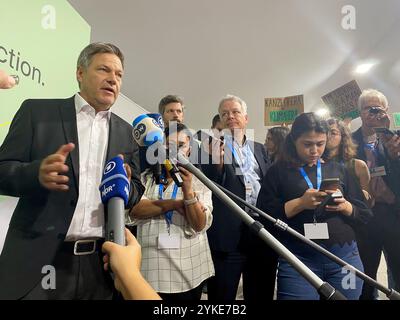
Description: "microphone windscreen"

(99, 156), (130, 205)
(132, 114), (164, 147)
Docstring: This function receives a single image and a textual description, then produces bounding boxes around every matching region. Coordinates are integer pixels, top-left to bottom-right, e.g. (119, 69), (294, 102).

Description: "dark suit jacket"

(352, 128), (400, 203)
(0, 96), (144, 299)
(201, 140), (270, 252)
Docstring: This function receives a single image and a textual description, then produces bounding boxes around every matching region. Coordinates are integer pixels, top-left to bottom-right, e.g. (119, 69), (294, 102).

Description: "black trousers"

(356, 203), (400, 299)
(207, 247), (278, 301)
(243, 238), (278, 302)
(207, 251), (246, 301)
(159, 282), (205, 301)
(22, 243), (114, 300)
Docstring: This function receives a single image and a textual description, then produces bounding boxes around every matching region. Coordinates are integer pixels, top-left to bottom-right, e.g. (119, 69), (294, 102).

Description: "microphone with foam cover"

(132, 114), (164, 147)
(99, 156), (130, 245)
(132, 113), (183, 186)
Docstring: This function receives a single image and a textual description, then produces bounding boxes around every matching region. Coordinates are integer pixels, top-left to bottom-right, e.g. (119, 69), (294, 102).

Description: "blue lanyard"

(225, 140), (251, 171)
(299, 159), (322, 190)
(158, 181), (179, 227)
(364, 142), (379, 158)
(364, 142), (375, 150)
(225, 141), (238, 163)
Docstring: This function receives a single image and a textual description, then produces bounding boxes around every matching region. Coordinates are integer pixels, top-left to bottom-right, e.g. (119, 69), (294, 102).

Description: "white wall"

(68, 0), (400, 142)
(112, 93), (149, 124)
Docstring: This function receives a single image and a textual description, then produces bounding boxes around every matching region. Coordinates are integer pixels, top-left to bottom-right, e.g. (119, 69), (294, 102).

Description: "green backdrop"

(0, 0), (90, 203)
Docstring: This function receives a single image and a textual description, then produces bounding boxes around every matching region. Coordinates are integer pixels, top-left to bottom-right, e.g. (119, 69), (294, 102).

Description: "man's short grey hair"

(77, 42), (124, 70)
(358, 89), (388, 110)
(218, 94), (248, 115)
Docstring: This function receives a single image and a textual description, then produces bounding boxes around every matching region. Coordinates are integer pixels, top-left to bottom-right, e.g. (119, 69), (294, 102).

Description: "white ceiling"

(67, 0), (400, 141)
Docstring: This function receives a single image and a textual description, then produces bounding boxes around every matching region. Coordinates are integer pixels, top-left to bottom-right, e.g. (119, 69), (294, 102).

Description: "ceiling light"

(354, 62), (376, 74)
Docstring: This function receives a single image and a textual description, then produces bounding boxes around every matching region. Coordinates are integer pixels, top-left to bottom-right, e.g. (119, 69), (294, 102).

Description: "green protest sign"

(265, 95), (304, 126)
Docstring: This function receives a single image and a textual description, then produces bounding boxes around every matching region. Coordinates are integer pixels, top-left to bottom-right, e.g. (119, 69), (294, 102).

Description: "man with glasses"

(352, 89), (400, 299)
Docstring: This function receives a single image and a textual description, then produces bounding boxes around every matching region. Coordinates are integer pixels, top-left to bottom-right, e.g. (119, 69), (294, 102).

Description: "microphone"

(132, 114), (164, 147)
(132, 113), (183, 186)
(164, 159), (183, 187)
(99, 156), (130, 245)
(132, 113), (166, 183)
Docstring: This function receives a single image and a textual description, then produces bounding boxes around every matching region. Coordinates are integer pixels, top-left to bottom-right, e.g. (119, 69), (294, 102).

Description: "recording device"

(374, 127), (395, 137)
(164, 159), (183, 187)
(369, 106), (384, 114)
(99, 156), (130, 245)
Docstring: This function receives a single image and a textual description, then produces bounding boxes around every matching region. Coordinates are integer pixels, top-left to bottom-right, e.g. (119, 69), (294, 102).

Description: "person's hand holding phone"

(324, 189), (353, 216)
(300, 189), (327, 210)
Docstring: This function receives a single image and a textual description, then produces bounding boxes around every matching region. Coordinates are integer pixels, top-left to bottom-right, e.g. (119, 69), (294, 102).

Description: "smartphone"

(320, 178), (342, 206)
(374, 127), (395, 137)
(319, 178), (340, 192)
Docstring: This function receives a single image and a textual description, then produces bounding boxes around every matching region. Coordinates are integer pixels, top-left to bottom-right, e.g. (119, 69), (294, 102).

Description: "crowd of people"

(1, 42), (399, 300)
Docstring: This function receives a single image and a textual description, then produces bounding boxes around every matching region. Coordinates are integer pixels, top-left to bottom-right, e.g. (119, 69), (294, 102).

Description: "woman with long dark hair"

(264, 126), (290, 163)
(256, 112), (372, 300)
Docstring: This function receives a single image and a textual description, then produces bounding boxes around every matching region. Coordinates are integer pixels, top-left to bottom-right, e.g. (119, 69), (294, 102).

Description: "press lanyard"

(225, 140), (251, 172)
(299, 160), (321, 224)
(299, 159), (322, 190)
(365, 141), (378, 157)
(158, 180), (178, 232)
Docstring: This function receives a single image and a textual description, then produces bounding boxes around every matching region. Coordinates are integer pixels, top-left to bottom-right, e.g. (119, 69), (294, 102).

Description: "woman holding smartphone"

(256, 112), (372, 300)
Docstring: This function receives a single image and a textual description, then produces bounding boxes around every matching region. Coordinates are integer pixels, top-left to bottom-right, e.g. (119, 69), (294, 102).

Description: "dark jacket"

(201, 140), (270, 252)
(352, 128), (400, 205)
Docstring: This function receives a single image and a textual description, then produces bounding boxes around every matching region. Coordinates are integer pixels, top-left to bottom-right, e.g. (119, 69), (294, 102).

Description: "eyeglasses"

(220, 110), (243, 119)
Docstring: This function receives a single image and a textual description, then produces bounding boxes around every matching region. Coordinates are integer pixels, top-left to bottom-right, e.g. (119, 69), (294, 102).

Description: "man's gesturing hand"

(39, 143), (75, 191)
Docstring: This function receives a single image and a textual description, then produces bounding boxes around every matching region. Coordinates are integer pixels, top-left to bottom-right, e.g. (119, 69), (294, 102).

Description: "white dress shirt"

(65, 94), (110, 241)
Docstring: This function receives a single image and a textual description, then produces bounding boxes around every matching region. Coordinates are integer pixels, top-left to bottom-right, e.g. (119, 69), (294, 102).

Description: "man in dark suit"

(0, 42), (144, 299)
(201, 95), (277, 301)
(352, 89), (400, 299)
